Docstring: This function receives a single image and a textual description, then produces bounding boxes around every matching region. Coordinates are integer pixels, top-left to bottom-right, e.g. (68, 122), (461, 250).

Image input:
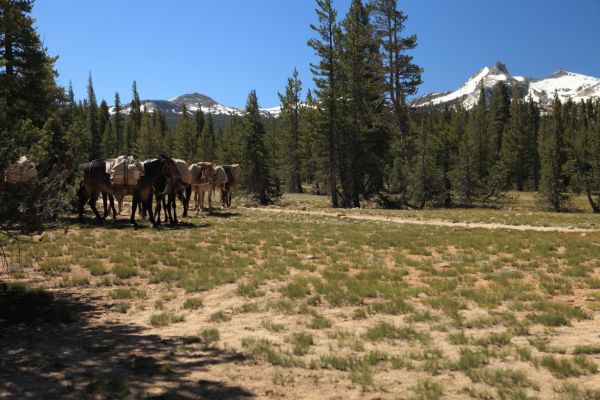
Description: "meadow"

(2, 192), (600, 399)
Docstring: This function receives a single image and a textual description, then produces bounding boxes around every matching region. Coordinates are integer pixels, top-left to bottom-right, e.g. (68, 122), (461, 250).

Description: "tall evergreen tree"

(0, 0), (70, 235)
(113, 92), (124, 154)
(242, 90), (280, 204)
(453, 106), (479, 204)
(501, 88), (529, 190)
(470, 83), (489, 184)
(197, 113), (216, 161)
(193, 109), (205, 143)
(299, 90), (323, 189)
(97, 100), (113, 158)
(525, 96), (541, 190)
(125, 81), (142, 153)
(175, 104), (194, 160)
(86, 72), (101, 159)
(570, 101), (600, 212)
(308, 0), (341, 207)
(134, 106), (156, 160)
(278, 68), (304, 193)
(538, 95), (570, 210)
(0, 0), (63, 130)
(337, 0), (387, 206)
(487, 81), (511, 161)
(371, 0), (422, 194)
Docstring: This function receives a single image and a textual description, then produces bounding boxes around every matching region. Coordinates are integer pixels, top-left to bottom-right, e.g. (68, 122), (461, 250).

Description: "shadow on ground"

(66, 214), (211, 231)
(201, 211), (241, 219)
(0, 283), (254, 399)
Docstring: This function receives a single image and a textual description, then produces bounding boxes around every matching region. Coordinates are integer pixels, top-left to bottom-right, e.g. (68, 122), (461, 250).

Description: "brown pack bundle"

(4, 156), (38, 183)
(110, 156), (144, 187)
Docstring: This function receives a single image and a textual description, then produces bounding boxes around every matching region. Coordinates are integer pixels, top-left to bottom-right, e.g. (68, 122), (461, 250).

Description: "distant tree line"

(2, 0), (600, 213)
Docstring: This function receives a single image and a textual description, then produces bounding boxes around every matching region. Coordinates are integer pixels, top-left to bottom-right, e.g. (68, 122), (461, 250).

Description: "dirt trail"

(247, 207), (599, 233)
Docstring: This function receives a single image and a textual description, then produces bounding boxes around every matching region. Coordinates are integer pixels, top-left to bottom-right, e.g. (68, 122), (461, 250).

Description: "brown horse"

(190, 162), (217, 212)
(219, 164), (243, 208)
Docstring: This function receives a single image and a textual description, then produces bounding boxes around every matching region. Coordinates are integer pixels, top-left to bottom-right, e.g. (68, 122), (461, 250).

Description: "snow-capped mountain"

(412, 62), (600, 109)
(109, 92), (281, 128)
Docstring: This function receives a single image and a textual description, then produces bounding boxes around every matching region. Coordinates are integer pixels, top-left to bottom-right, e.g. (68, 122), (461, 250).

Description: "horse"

(77, 160), (118, 222)
(161, 159), (193, 223)
(219, 164), (243, 208)
(190, 162), (227, 212)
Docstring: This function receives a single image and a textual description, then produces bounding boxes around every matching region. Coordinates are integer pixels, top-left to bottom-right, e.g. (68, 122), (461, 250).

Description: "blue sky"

(33, 0), (599, 108)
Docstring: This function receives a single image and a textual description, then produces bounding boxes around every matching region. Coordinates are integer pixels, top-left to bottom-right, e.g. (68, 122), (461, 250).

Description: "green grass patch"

(182, 297), (203, 310)
(149, 312), (184, 327)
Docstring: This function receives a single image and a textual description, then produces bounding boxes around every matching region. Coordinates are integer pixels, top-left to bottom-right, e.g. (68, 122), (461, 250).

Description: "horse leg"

(183, 186), (191, 217)
(89, 192), (103, 222)
(219, 185), (226, 209)
(108, 194), (117, 220)
(171, 192), (178, 225)
(162, 196), (172, 224)
(130, 194), (139, 228)
(153, 194), (162, 226)
(102, 192), (108, 219)
(208, 190), (213, 213)
(146, 190), (157, 228)
(117, 194), (124, 215)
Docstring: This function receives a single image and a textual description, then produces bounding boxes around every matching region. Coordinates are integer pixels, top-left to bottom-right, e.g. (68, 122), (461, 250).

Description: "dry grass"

(3, 192), (600, 398)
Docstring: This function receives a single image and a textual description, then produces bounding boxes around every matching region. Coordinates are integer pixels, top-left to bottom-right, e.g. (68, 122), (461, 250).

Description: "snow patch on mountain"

(413, 62), (600, 109)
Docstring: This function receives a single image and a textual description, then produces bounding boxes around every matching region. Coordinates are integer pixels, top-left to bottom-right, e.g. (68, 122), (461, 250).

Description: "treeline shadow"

(0, 283), (254, 399)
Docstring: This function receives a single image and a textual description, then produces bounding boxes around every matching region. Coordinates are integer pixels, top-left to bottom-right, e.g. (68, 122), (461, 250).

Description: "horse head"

(199, 162), (214, 184)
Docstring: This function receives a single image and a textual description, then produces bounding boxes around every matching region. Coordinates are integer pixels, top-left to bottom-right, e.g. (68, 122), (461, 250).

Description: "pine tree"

(218, 114), (244, 165)
(0, 0), (69, 234)
(154, 109), (169, 155)
(197, 113), (216, 161)
(525, 97), (541, 190)
(113, 92), (124, 154)
(42, 113), (65, 158)
(125, 81), (142, 153)
(308, 0), (341, 207)
(242, 90), (280, 204)
(299, 90), (323, 189)
(371, 0), (422, 194)
(134, 106), (156, 160)
(131, 80), (142, 131)
(487, 81), (511, 161)
(98, 100), (113, 158)
(470, 83), (489, 184)
(98, 100), (110, 142)
(454, 105), (481, 204)
(86, 72), (101, 159)
(501, 88), (529, 190)
(193, 109), (205, 142)
(278, 68), (304, 193)
(411, 110), (442, 207)
(0, 0), (63, 130)
(337, 0), (387, 206)
(175, 104), (194, 160)
(570, 101), (600, 212)
(538, 95), (570, 210)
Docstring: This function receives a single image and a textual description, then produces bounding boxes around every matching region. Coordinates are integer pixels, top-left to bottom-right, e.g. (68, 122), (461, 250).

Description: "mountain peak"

(169, 92), (218, 107)
(549, 68), (569, 78)
(412, 62), (600, 109)
(490, 61), (509, 75)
